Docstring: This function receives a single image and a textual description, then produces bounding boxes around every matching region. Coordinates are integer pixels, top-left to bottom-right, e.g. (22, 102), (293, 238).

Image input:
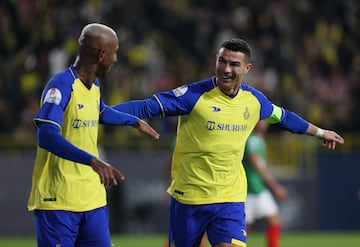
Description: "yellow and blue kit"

(28, 66), (139, 212)
(113, 76), (309, 206)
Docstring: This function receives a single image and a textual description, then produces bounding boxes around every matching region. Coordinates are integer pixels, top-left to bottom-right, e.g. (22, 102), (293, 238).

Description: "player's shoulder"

(241, 83), (270, 102)
(46, 68), (75, 90)
(170, 77), (215, 98)
(188, 77), (216, 92)
(41, 68), (75, 102)
(241, 83), (261, 94)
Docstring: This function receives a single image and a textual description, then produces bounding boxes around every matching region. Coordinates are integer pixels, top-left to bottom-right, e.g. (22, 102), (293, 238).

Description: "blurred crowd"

(0, 0), (359, 140)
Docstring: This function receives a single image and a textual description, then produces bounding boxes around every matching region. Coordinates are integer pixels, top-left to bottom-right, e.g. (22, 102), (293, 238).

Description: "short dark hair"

(220, 38), (251, 61)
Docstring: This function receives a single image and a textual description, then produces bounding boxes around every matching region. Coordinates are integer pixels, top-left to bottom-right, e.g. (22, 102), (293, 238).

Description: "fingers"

(143, 123), (160, 139)
(137, 120), (160, 139)
(321, 131), (344, 150)
(98, 171), (105, 185)
(103, 167), (125, 188)
(97, 166), (115, 188)
(113, 168), (125, 181)
(104, 173), (116, 188)
(322, 139), (337, 150)
(91, 158), (125, 188)
(326, 132), (344, 144)
(106, 168), (117, 187)
(333, 134), (344, 144)
(148, 127), (160, 139)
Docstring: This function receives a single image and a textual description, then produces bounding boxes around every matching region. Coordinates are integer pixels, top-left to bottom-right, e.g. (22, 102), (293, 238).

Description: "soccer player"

(27, 23), (160, 247)
(112, 38), (344, 247)
(243, 120), (288, 247)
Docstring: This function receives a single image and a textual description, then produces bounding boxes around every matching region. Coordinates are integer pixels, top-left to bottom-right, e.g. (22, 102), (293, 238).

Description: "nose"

(224, 63), (231, 73)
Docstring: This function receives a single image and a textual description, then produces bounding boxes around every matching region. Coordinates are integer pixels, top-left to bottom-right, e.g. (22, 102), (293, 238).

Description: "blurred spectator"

(0, 0), (359, 139)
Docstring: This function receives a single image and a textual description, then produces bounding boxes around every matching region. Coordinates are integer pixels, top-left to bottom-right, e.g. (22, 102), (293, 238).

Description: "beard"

(95, 66), (108, 78)
(96, 62), (114, 78)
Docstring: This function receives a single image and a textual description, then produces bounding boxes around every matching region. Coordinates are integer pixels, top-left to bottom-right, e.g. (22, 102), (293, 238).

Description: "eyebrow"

(218, 56), (241, 65)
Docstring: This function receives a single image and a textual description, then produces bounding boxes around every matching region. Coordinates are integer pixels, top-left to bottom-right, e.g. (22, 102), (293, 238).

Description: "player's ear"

(244, 62), (253, 73)
(98, 49), (105, 61)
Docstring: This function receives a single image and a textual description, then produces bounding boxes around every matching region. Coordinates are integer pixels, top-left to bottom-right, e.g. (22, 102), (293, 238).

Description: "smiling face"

(215, 47), (252, 95)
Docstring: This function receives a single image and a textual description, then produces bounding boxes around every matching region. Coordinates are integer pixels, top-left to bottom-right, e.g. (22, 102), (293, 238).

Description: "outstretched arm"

(266, 104), (345, 150)
(100, 105), (160, 139)
(112, 98), (163, 119)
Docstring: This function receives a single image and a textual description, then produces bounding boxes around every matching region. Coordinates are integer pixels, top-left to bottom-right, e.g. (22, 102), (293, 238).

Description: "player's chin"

(218, 80), (235, 90)
(96, 69), (108, 78)
(218, 77), (232, 85)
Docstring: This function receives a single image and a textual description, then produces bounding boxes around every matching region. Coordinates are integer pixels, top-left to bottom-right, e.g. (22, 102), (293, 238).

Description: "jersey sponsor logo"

(77, 104), (84, 109)
(206, 120), (248, 132)
(211, 106), (221, 112)
(72, 119), (99, 129)
(172, 85), (188, 97)
(43, 87), (62, 105)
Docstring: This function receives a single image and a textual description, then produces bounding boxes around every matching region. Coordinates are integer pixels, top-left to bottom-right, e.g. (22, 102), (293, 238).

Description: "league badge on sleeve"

(44, 88), (62, 105)
(172, 85), (188, 97)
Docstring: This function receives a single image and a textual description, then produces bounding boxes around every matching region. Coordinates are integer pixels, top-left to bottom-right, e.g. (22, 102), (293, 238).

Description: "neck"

(73, 60), (96, 85)
(220, 86), (240, 97)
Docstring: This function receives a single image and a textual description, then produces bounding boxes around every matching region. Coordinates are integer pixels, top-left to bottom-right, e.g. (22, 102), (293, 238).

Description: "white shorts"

(245, 189), (279, 224)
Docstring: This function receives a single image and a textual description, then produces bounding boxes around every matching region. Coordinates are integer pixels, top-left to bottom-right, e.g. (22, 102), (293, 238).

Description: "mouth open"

(221, 74), (234, 82)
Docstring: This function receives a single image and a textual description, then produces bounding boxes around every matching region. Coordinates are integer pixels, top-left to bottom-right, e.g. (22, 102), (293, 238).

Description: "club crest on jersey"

(44, 87), (62, 105)
(243, 106), (250, 119)
(172, 85), (188, 97)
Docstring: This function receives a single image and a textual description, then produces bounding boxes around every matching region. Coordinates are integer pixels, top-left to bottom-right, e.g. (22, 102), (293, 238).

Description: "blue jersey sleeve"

(37, 122), (94, 165)
(112, 98), (163, 119)
(263, 103), (309, 134)
(34, 71), (73, 129)
(244, 84), (309, 134)
(99, 104), (139, 125)
(277, 108), (309, 134)
(112, 79), (215, 119)
(154, 79), (215, 117)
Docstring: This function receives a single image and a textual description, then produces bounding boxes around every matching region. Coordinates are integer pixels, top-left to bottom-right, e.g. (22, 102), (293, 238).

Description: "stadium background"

(0, 0), (359, 238)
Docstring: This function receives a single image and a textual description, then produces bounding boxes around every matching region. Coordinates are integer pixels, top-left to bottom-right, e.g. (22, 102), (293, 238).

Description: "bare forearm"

(305, 123), (344, 150)
(305, 123), (324, 138)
